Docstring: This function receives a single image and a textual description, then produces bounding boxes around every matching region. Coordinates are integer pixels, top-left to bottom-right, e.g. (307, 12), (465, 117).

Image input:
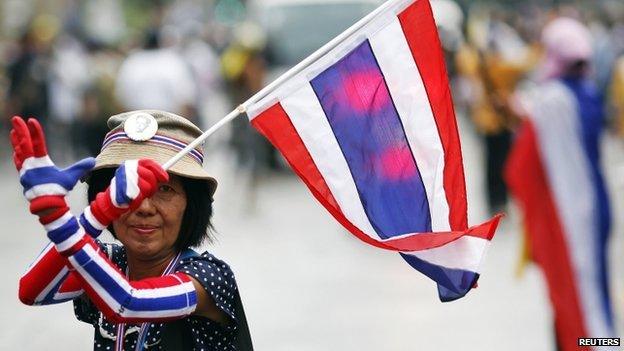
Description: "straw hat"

(94, 110), (217, 197)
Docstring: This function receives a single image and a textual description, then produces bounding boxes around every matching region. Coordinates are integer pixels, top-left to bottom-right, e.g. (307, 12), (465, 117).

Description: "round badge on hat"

(124, 112), (158, 141)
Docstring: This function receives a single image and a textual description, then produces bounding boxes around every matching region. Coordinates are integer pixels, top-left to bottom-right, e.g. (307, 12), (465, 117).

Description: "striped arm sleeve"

(18, 243), (84, 305)
(18, 206), (110, 306)
(18, 208), (90, 306)
(59, 236), (197, 324)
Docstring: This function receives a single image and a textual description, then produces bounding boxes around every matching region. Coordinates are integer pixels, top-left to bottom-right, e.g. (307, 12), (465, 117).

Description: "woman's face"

(112, 174), (187, 261)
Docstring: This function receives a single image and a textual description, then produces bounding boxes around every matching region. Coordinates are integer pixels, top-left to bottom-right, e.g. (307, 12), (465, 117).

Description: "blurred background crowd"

(1, 0), (624, 349)
(1, 0), (624, 212)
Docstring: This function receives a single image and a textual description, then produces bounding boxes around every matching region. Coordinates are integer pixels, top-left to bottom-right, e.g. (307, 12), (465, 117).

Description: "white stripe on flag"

(406, 236), (489, 272)
(530, 81), (611, 338)
(281, 84), (379, 237)
(369, 18), (450, 232)
(246, 0), (412, 118)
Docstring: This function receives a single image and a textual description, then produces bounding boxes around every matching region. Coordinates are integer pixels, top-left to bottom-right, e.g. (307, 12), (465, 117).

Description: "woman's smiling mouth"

(131, 225), (159, 235)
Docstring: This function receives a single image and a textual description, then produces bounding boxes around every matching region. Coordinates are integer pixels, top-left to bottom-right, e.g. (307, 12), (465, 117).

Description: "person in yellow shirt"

(455, 15), (539, 214)
(609, 56), (624, 137)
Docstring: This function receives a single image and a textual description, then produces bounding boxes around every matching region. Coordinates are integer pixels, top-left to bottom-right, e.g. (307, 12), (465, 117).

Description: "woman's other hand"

(9, 116), (95, 216)
(82, 159), (169, 234)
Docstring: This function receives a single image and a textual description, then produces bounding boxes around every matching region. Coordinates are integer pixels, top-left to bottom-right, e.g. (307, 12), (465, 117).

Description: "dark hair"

(86, 168), (214, 251)
(143, 28), (160, 50)
(564, 60), (589, 78)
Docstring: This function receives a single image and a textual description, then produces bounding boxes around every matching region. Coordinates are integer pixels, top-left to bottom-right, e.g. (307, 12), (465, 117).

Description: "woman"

(13, 110), (252, 350)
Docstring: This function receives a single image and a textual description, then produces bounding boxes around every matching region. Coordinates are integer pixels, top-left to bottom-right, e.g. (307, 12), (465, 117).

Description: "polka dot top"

(73, 242), (240, 350)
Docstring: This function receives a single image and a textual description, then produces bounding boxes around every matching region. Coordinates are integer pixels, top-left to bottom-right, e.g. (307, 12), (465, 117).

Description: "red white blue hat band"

(101, 131), (204, 165)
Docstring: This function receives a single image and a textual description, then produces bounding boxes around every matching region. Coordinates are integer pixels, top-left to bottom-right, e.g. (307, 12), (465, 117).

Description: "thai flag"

(505, 80), (614, 349)
(246, 0), (500, 302)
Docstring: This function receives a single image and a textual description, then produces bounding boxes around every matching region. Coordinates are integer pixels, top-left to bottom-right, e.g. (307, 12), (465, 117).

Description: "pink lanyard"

(114, 252), (181, 351)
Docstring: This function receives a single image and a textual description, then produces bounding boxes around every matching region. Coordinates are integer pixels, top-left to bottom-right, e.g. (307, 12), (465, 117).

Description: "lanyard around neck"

(114, 252), (182, 351)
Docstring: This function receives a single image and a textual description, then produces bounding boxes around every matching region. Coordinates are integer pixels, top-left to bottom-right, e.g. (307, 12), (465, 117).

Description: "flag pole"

(163, 0), (399, 170)
(162, 105), (245, 170)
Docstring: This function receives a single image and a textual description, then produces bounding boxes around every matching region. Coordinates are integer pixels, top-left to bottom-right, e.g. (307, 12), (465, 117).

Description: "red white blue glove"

(11, 116), (93, 305)
(79, 159), (169, 237)
(10, 116), (95, 221)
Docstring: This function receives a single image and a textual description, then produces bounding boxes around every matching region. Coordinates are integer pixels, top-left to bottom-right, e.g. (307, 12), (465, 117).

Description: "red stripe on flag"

(398, 0), (468, 231)
(504, 121), (588, 350)
(251, 103), (499, 252)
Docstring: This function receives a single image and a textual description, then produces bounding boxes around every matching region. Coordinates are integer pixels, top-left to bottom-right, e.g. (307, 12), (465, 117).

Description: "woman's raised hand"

(9, 117), (95, 216)
(109, 159), (169, 209)
(80, 159), (169, 235)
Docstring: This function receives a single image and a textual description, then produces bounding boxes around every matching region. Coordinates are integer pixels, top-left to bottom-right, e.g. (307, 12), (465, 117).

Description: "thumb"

(64, 157), (96, 184)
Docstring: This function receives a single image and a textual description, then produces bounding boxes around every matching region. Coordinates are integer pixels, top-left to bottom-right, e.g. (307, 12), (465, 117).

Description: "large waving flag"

(505, 80), (614, 349)
(246, 0), (500, 301)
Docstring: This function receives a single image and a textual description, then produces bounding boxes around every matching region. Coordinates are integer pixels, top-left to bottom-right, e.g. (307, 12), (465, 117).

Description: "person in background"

(48, 31), (90, 163)
(609, 55), (624, 137)
(505, 17), (614, 350)
(115, 29), (199, 125)
(221, 23), (279, 211)
(455, 9), (537, 214)
(6, 18), (54, 133)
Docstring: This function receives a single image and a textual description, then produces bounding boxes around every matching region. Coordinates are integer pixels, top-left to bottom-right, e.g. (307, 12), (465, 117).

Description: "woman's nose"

(134, 197), (157, 216)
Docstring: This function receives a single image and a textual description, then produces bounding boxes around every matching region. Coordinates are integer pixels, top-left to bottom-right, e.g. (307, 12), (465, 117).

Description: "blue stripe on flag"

(21, 167), (73, 190)
(562, 78), (613, 328)
(310, 40), (431, 238)
(400, 253), (478, 302)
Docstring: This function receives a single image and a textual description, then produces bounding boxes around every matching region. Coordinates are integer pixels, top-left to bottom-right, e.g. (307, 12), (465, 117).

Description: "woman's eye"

(158, 185), (174, 193)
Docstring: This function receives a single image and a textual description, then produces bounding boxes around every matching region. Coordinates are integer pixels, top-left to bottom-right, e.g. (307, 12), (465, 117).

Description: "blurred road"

(1, 114), (622, 350)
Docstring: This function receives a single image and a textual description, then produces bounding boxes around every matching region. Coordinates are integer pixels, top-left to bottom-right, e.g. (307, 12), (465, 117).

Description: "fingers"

(138, 159), (169, 183)
(9, 129), (20, 152)
(27, 118), (48, 157)
(10, 116), (34, 159)
(9, 116), (33, 171)
(10, 129), (24, 170)
(110, 159), (169, 208)
(128, 173), (157, 211)
(64, 157), (96, 184)
(136, 167), (158, 195)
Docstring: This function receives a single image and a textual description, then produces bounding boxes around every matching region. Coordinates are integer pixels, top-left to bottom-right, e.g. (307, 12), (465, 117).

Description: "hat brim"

(94, 140), (217, 197)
